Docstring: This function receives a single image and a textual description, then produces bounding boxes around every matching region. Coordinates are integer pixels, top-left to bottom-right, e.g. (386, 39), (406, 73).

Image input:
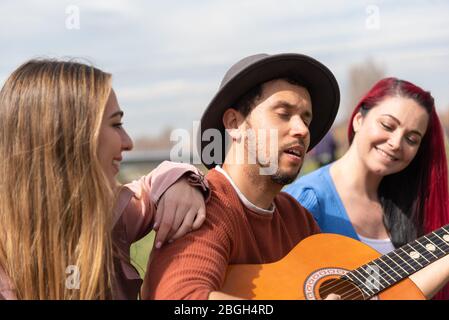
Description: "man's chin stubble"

(270, 167), (301, 186)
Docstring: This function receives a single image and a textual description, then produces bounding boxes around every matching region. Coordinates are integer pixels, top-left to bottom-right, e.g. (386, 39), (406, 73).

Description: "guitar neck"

(341, 224), (449, 299)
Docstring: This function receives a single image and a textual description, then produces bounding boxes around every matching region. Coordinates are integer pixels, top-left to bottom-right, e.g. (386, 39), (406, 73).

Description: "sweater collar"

(215, 166), (275, 215)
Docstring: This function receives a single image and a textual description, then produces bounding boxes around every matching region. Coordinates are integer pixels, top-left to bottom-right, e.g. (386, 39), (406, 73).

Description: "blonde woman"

(0, 60), (208, 299)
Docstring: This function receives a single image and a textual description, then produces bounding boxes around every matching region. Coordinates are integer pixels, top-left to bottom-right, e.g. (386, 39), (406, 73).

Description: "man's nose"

(290, 117), (309, 138)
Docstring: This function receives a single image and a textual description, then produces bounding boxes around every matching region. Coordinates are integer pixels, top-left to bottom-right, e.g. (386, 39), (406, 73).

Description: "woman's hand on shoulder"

(152, 177), (206, 249)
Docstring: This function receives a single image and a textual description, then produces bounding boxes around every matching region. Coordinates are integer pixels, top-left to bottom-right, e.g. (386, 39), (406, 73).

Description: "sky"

(1, 0), (448, 140)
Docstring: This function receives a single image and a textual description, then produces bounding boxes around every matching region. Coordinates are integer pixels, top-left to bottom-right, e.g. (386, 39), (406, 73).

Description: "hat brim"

(200, 53), (340, 169)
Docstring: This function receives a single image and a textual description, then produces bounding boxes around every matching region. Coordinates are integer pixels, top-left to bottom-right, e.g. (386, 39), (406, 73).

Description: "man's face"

(242, 78), (312, 185)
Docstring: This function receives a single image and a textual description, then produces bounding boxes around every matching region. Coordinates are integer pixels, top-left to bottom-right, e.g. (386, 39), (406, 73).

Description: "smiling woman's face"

(98, 89), (133, 188)
(352, 96), (429, 177)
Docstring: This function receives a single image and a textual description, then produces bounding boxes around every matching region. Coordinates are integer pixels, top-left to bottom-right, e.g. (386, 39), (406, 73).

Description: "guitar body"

(222, 233), (425, 300)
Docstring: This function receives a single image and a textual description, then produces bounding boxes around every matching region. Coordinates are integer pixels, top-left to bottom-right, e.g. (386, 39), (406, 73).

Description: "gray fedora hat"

(199, 53), (340, 169)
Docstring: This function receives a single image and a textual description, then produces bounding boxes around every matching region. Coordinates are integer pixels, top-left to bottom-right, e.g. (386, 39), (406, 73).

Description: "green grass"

(130, 232), (155, 279)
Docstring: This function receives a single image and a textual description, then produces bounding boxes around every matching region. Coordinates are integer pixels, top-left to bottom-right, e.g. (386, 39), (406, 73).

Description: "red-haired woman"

(286, 77), (449, 299)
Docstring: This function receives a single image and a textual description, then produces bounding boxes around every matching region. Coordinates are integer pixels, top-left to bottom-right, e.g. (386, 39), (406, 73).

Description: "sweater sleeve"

(141, 196), (234, 300)
(116, 161), (210, 244)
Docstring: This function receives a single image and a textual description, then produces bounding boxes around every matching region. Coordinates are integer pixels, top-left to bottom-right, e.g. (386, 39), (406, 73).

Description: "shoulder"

(275, 192), (321, 234)
(206, 169), (238, 208)
(202, 170), (243, 230)
(206, 169), (230, 194)
(205, 169), (265, 242)
(289, 165), (330, 190)
(282, 166), (336, 222)
(276, 191), (313, 214)
(284, 165), (331, 203)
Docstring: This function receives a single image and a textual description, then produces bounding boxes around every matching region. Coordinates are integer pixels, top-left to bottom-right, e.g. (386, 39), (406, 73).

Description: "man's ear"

(352, 111), (364, 134)
(223, 108), (243, 141)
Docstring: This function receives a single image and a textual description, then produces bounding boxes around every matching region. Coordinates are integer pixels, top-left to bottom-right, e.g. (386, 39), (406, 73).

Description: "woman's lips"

(375, 147), (398, 161)
(112, 159), (121, 173)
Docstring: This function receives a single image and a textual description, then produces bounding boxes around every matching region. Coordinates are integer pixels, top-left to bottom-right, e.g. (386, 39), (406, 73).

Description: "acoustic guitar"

(222, 224), (449, 300)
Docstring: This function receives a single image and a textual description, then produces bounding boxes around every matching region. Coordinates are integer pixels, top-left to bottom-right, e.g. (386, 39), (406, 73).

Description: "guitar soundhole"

(318, 278), (365, 300)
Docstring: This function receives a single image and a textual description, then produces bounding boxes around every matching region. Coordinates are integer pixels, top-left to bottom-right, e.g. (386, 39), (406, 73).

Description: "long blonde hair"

(0, 59), (116, 299)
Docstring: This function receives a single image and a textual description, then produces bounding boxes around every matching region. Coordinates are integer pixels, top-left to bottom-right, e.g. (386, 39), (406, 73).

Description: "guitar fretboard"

(341, 224), (449, 299)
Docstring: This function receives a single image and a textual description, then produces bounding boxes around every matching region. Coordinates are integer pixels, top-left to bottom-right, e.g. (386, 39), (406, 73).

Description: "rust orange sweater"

(142, 169), (320, 299)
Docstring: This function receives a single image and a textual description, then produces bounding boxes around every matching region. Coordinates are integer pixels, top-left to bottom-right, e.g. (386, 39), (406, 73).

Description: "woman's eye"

(406, 136), (419, 145)
(380, 122), (393, 131)
(113, 122), (123, 129)
(278, 113), (289, 119)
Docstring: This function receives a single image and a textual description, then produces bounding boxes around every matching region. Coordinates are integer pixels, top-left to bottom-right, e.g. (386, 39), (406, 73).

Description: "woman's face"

(98, 89), (133, 187)
(352, 96), (429, 177)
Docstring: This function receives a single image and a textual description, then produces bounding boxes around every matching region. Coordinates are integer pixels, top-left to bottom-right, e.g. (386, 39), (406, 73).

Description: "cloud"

(0, 0), (448, 138)
(117, 79), (214, 103)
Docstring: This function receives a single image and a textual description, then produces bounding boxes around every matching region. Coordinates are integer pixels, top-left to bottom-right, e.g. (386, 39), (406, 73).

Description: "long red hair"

(347, 77), (449, 300)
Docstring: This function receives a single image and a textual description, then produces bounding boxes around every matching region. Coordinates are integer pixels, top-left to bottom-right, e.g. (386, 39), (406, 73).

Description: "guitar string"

(318, 234), (449, 299)
(319, 230), (449, 299)
(318, 278), (365, 300)
(319, 277), (368, 300)
(318, 237), (447, 297)
(322, 277), (377, 300)
(318, 240), (449, 299)
(316, 230), (449, 299)
(319, 229), (449, 292)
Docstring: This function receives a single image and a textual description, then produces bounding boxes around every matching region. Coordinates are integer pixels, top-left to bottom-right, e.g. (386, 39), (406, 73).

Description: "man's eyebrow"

(109, 110), (124, 119)
(381, 114), (424, 137)
(275, 101), (312, 118)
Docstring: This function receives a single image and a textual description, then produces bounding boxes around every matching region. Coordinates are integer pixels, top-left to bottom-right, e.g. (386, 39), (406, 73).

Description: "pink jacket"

(0, 161), (208, 300)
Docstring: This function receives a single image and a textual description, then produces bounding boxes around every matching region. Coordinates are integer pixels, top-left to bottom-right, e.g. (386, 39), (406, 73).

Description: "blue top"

(284, 164), (359, 240)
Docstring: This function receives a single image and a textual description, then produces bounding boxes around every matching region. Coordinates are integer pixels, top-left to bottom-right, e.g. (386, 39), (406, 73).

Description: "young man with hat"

(142, 53), (449, 300)
(141, 53), (341, 299)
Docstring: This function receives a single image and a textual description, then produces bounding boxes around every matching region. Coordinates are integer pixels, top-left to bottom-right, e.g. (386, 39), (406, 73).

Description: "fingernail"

(155, 241), (162, 249)
(153, 222), (159, 229)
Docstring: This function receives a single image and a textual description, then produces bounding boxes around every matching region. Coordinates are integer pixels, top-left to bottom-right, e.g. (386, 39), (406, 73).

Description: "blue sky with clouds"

(1, 0), (448, 139)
